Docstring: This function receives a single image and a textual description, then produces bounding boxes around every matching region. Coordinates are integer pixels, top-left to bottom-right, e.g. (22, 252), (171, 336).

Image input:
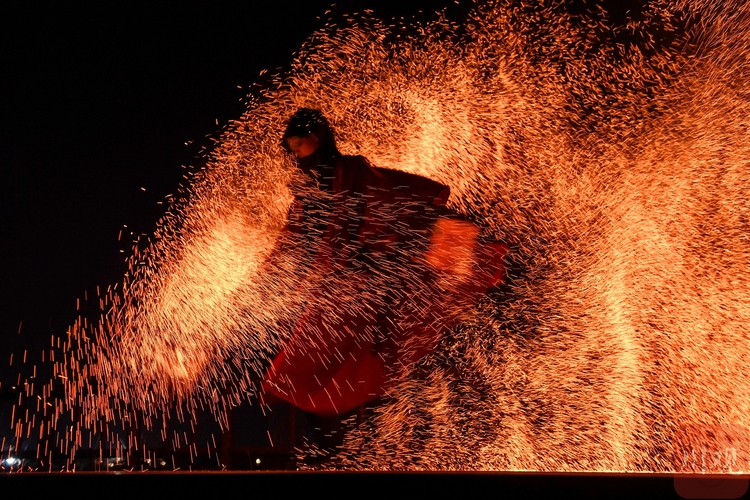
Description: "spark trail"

(20, 0), (750, 471)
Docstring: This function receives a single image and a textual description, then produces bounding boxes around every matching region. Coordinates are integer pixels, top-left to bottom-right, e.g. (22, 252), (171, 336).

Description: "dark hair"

(281, 108), (339, 159)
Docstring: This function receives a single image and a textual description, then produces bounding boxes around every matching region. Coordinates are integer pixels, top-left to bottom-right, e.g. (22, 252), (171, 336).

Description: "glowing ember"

(15, 0), (750, 472)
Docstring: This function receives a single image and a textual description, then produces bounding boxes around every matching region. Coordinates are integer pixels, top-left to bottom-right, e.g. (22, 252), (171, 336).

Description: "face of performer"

(285, 134), (319, 158)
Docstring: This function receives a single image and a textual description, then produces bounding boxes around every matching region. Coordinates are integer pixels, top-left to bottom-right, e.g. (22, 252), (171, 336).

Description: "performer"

(261, 108), (508, 417)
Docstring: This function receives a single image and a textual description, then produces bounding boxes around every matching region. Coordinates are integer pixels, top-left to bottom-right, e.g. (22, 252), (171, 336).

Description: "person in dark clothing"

(261, 108), (508, 418)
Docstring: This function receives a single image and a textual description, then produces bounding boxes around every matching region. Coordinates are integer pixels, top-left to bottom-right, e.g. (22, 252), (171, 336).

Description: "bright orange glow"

(27, 0), (750, 472)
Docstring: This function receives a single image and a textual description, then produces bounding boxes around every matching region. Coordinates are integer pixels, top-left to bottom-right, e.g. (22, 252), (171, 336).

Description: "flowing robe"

(262, 156), (508, 416)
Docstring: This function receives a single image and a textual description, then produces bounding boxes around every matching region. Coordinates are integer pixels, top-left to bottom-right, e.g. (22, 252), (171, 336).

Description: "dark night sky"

(0, 1), (462, 387)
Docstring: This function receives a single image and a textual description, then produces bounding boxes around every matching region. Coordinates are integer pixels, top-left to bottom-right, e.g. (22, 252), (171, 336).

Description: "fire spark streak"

(19, 0), (750, 471)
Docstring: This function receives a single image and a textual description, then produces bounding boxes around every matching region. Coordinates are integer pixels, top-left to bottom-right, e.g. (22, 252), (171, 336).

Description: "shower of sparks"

(7, 0), (750, 472)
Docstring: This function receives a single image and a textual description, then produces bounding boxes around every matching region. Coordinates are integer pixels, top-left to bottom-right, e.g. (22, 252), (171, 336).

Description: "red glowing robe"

(262, 156), (508, 416)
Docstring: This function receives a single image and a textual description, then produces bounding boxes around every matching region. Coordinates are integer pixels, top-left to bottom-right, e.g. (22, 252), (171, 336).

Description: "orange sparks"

(13, 0), (750, 473)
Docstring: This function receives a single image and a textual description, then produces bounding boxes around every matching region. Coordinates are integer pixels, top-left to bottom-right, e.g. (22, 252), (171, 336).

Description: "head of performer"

(282, 109), (340, 180)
